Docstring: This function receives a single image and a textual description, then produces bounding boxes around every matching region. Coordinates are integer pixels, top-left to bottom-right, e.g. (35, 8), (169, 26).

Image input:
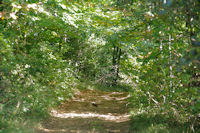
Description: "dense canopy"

(0, 0), (199, 132)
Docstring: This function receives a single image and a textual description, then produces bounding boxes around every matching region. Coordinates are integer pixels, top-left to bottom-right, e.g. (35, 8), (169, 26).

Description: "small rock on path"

(37, 89), (131, 133)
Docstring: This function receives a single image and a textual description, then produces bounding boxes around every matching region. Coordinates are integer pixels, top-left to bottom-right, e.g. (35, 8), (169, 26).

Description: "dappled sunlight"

(73, 98), (86, 102)
(2, 0), (199, 132)
(39, 125), (123, 133)
(109, 92), (129, 97)
(99, 93), (130, 101)
(37, 89), (131, 132)
(115, 95), (130, 101)
(38, 127), (67, 133)
(99, 95), (114, 100)
(51, 110), (130, 123)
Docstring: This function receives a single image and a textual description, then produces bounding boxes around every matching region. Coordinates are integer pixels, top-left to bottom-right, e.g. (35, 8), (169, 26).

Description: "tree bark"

(111, 45), (121, 85)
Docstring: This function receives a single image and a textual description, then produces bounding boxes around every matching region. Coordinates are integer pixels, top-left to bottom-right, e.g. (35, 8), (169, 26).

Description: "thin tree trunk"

(116, 47), (121, 82)
(112, 45), (121, 85)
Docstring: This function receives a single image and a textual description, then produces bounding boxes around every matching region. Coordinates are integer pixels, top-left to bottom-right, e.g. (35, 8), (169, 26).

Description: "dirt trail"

(37, 89), (131, 133)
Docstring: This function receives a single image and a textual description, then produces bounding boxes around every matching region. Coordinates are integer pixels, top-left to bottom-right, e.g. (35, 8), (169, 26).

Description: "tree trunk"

(111, 45), (121, 85)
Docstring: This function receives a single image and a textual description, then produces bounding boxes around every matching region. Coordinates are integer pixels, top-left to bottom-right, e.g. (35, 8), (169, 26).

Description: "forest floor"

(36, 89), (131, 133)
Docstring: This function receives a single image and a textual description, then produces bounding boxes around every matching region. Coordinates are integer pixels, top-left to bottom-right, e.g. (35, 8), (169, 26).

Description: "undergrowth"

(128, 102), (200, 133)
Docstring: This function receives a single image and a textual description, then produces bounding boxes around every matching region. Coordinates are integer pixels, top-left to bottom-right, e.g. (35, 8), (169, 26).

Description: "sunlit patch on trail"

(99, 94), (130, 101)
(37, 90), (131, 132)
(51, 110), (130, 122)
(73, 98), (86, 102)
(114, 95), (130, 101)
(38, 127), (67, 132)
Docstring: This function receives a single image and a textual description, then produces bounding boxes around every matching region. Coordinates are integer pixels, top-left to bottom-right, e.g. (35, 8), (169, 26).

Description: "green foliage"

(0, 0), (79, 131)
(124, 1), (200, 132)
(129, 109), (199, 133)
(0, 0), (200, 132)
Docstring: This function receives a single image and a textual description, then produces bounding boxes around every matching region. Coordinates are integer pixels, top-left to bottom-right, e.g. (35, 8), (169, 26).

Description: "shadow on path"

(37, 89), (131, 133)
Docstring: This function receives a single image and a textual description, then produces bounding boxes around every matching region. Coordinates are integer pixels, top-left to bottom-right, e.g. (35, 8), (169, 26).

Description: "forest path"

(37, 89), (131, 133)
